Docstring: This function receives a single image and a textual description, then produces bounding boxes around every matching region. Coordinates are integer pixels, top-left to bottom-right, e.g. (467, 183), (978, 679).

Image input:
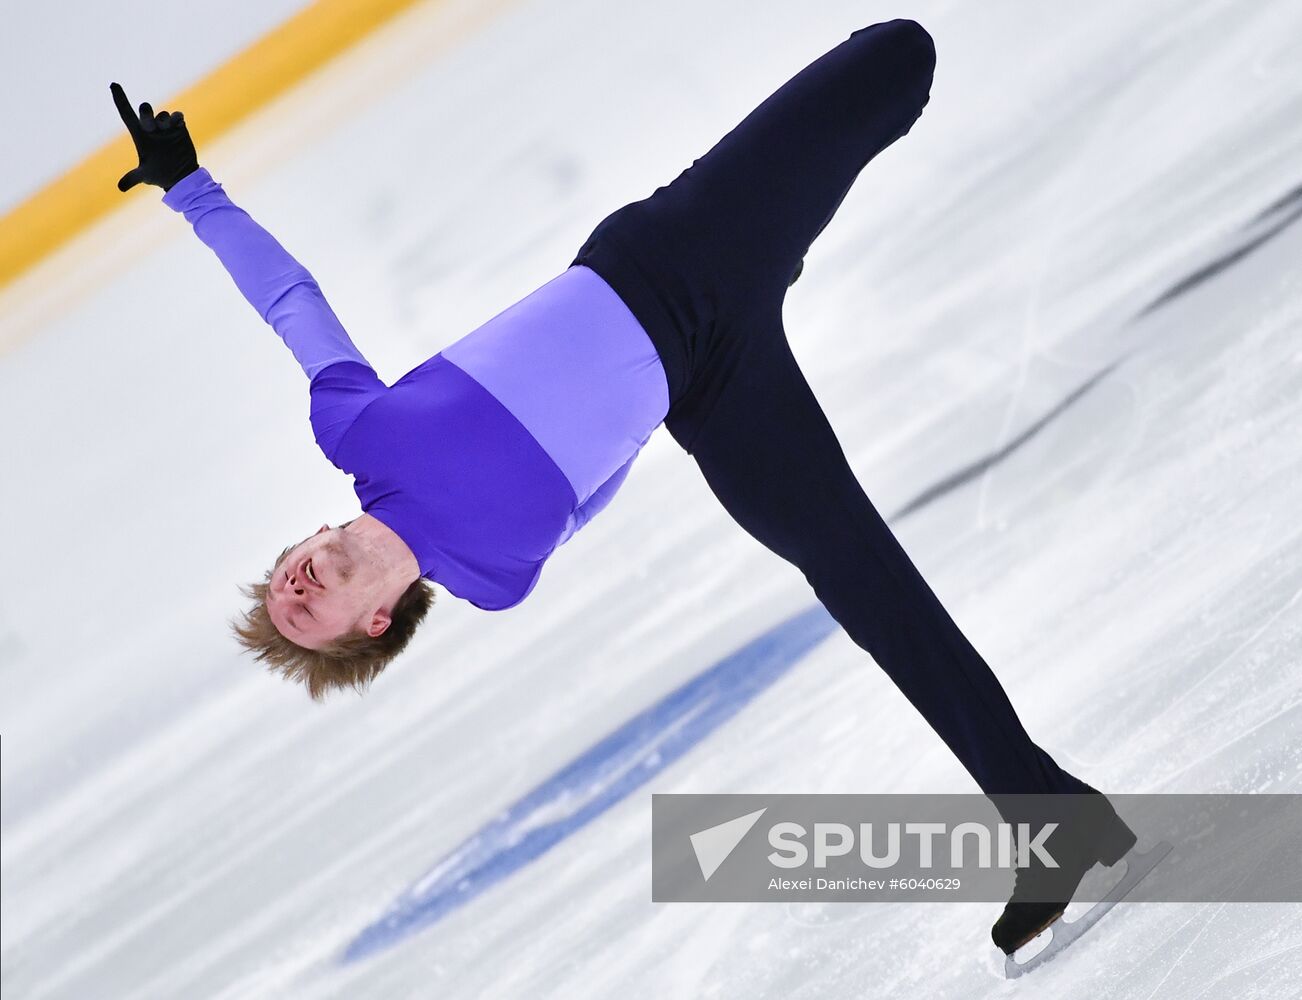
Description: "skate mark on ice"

(1135, 844), (1276, 1000)
(1186, 940), (1302, 1000)
(338, 603), (839, 964)
(889, 361), (1121, 523)
(1117, 582), (1302, 771)
(1246, 180), (1302, 228)
(1135, 193), (1302, 319)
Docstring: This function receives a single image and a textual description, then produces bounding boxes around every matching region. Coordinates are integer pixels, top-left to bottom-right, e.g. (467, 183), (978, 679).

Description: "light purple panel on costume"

(442, 265), (670, 504)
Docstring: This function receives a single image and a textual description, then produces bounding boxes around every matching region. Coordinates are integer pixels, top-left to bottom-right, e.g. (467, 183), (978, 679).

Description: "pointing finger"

(110, 82), (142, 137)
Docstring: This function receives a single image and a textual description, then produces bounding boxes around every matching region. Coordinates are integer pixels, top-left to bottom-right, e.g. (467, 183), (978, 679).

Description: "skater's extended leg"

(655, 18), (938, 295)
(572, 20), (937, 422)
(685, 323), (1092, 802)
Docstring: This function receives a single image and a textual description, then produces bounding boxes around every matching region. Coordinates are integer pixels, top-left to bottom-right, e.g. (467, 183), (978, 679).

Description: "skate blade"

(1002, 840), (1173, 980)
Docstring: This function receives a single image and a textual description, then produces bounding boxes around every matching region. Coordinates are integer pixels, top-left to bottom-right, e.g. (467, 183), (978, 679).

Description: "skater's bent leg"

(686, 327), (1091, 802)
(664, 19), (937, 292)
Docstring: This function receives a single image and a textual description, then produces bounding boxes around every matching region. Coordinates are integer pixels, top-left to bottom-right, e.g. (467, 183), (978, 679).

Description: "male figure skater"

(112, 18), (1144, 960)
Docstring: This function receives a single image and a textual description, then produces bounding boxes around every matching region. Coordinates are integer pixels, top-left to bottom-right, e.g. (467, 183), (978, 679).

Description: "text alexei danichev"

(770, 877), (881, 891)
(768, 877), (963, 891)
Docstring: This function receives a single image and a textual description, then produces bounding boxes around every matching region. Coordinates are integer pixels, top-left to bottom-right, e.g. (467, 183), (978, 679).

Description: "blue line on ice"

(339, 602), (839, 964)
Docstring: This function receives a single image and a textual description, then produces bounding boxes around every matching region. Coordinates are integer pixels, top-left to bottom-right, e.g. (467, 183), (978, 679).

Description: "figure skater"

(111, 18), (1139, 957)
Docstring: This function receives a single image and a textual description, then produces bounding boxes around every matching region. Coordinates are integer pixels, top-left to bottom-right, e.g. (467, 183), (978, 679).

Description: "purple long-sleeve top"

(163, 168), (669, 610)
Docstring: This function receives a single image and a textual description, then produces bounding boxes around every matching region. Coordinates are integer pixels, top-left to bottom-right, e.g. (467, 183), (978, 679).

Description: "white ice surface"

(3, 0), (1301, 997)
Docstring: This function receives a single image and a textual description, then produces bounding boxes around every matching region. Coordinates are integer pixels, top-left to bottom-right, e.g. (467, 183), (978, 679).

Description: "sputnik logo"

(689, 807), (768, 881)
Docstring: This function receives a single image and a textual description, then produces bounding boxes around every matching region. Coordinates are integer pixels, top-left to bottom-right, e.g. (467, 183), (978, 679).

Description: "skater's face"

(265, 524), (376, 649)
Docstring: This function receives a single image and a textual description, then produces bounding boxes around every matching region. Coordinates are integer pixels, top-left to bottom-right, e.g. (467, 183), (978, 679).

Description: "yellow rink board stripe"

(0, 0), (433, 294)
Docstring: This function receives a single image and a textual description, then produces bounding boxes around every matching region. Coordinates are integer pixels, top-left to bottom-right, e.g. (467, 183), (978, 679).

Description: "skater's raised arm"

(159, 168), (373, 379)
(111, 82), (374, 382)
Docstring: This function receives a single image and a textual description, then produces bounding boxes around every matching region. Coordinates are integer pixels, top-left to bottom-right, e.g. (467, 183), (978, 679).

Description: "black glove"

(110, 81), (199, 192)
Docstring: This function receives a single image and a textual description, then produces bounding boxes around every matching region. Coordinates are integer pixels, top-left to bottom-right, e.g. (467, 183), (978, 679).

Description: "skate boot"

(990, 792), (1138, 955)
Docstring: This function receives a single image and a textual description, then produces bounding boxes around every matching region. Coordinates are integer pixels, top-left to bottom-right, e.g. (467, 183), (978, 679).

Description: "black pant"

(573, 20), (1092, 801)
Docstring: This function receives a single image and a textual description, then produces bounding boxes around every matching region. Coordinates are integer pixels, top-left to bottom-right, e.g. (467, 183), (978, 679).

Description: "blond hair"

(229, 537), (435, 701)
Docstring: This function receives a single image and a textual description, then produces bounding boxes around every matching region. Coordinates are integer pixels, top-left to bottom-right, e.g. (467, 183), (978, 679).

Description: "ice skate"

(992, 794), (1172, 977)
